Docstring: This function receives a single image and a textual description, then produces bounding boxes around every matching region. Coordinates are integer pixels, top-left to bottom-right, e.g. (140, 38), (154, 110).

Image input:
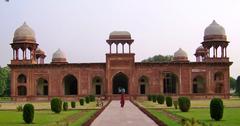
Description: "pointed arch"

(92, 76), (103, 95)
(192, 76), (206, 93)
(138, 75), (149, 95)
(63, 74), (78, 95)
(112, 72), (128, 94)
(17, 74), (26, 83)
(163, 72), (179, 94)
(36, 78), (48, 96)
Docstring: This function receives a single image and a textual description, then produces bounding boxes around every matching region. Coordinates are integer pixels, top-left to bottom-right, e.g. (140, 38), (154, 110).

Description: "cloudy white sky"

(0, 0), (240, 78)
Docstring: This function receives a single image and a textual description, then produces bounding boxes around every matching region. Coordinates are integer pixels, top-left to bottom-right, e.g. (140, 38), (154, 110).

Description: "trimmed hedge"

(210, 98), (224, 121)
(173, 100), (178, 109)
(23, 103), (34, 124)
(63, 102), (68, 111)
(152, 95), (157, 103)
(166, 96), (173, 107)
(85, 96), (90, 104)
(89, 95), (95, 102)
(79, 98), (84, 106)
(178, 97), (191, 112)
(71, 101), (76, 108)
(157, 95), (165, 104)
(50, 98), (62, 113)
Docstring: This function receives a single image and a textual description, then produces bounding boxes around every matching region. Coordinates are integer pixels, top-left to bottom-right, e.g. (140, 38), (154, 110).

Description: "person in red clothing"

(120, 88), (125, 108)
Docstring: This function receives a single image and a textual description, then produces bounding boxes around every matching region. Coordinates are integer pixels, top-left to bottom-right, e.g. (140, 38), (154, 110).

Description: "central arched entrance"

(112, 72), (128, 94)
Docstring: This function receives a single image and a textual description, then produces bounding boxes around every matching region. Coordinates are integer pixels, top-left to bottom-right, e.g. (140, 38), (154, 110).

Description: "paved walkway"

(91, 100), (158, 126)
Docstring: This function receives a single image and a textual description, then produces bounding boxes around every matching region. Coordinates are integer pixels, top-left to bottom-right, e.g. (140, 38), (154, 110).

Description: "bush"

(79, 98), (84, 106)
(17, 105), (23, 112)
(147, 95), (152, 101)
(152, 95), (157, 103)
(166, 96), (173, 107)
(23, 103), (34, 124)
(178, 97), (191, 112)
(173, 100), (178, 109)
(50, 98), (62, 113)
(85, 96), (90, 104)
(71, 101), (76, 108)
(89, 95), (95, 102)
(157, 95), (165, 104)
(210, 98), (224, 121)
(63, 102), (68, 111)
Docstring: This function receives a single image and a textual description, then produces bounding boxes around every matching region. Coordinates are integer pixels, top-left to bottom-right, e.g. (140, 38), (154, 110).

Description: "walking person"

(120, 88), (125, 108)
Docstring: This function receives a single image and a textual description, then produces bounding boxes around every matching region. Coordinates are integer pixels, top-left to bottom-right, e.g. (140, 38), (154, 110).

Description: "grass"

(0, 109), (97, 126)
(70, 109), (97, 126)
(168, 108), (240, 126)
(137, 98), (240, 126)
(0, 110), (79, 126)
(147, 109), (181, 126)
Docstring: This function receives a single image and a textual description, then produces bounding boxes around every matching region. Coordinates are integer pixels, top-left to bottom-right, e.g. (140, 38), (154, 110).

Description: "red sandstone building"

(9, 20), (232, 101)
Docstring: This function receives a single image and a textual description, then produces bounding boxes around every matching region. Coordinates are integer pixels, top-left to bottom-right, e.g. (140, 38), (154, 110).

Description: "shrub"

(50, 98), (62, 113)
(210, 98), (224, 121)
(166, 96), (173, 107)
(178, 97), (191, 112)
(79, 98), (84, 106)
(23, 103), (34, 124)
(63, 102), (68, 111)
(147, 95), (152, 101)
(71, 101), (76, 108)
(17, 105), (23, 112)
(157, 95), (165, 104)
(89, 95), (95, 102)
(173, 100), (178, 109)
(152, 95), (157, 103)
(85, 96), (90, 104)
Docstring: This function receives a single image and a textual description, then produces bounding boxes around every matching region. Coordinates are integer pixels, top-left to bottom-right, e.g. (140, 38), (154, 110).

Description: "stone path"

(91, 100), (158, 126)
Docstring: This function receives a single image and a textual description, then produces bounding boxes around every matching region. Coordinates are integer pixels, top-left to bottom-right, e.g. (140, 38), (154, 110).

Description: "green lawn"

(147, 109), (181, 126)
(168, 108), (240, 126)
(0, 110), (97, 126)
(70, 109), (97, 126)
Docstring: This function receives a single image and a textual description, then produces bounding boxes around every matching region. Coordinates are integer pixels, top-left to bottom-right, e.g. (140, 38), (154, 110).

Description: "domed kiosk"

(202, 20), (229, 62)
(10, 22), (38, 64)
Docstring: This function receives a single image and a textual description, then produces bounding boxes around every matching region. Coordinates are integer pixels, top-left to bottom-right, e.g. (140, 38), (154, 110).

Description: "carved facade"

(9, 21), (232, 101)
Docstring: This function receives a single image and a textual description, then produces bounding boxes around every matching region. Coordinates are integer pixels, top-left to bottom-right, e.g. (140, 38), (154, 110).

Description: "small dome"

(109, 31), (131, 39)
(13, 22), (36, 42)
(174, 48), (188, 58)
(196, 46), (205, 51)
(51, 49), (67, 63)
(36, 48), (45, 55)
(173, 48), (189, 62)
(204, 20), (225, 36)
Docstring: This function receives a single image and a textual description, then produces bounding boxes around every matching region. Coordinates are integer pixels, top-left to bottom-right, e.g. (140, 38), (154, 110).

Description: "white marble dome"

(109, 31), (131, 39)
(204, 20), (225, 36)
(13, 22), (36, 42)
(174, 48), (188, 58)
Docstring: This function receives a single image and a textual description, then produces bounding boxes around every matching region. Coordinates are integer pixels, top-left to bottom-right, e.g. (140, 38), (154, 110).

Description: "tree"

(235, 76), (240, 95)
(230, 77), (236, 90)
(0, 66), (10, 96)
(142, 54), (173, 63)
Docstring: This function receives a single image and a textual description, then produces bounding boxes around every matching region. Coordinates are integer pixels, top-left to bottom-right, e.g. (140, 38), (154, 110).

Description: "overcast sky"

(0, 0), (240, 78)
